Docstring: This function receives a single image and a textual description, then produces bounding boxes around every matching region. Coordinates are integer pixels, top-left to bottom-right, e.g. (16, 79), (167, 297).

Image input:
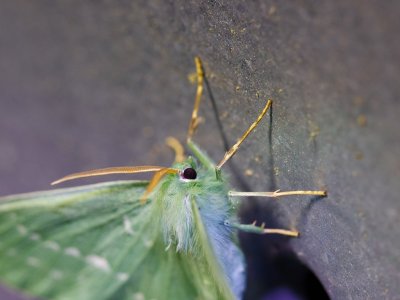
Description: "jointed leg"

(228, 189), (326, 237)
(229, 189), (327, 198)
(51, 165), (175, 185)
(140, 168), (178, 203)
(187, 139), (215, 170)
(165, 137), (185, 163)
(229, 221), (299, 237)
(216, 100), (272, 170)
(187, 56), (205, 142)
(185, 57), (217, 170)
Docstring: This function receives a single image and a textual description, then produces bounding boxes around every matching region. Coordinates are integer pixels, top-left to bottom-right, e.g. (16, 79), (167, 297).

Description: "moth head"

(180, 167), (197, 180)
(174, 156), (199, 182)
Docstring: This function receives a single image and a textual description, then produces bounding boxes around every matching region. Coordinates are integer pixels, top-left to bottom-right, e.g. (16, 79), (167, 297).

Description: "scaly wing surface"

(0, 181), (231, 300)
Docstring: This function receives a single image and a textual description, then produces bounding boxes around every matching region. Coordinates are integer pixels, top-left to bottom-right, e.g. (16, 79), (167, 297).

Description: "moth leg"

(187, 56), (205, 142)
(229, 190), (327, 198)
(228, 221), (299, 237)
(51, 165), (177, 185)
(187, 139), (215, 170)
(140, 168), (178, 204)
(217, 99), (272, 169)
(165, 136), (185, 163)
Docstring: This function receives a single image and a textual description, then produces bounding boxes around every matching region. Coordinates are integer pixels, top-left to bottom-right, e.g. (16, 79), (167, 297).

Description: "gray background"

(0, 1), (399, 299)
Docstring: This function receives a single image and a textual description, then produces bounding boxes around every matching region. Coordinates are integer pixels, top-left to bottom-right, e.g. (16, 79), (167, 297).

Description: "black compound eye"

(182, 168), (197, 180)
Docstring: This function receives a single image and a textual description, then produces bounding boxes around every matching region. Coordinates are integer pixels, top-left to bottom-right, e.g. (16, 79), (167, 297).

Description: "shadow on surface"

(240, 228), (330, 300)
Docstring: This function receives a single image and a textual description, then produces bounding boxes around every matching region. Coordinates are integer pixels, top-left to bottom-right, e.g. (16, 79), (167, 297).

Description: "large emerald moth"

(0, 57), (326, 300)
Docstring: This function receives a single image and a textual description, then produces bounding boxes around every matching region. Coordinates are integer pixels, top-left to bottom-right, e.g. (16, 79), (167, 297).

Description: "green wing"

(0, 181), (232, 300)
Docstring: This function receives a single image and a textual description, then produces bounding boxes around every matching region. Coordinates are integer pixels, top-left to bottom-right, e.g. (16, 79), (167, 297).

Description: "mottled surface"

(0, 1), (399, 299)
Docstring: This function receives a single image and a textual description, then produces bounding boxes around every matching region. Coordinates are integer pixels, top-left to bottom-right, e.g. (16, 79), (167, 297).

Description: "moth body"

(153, 159), (246, 299)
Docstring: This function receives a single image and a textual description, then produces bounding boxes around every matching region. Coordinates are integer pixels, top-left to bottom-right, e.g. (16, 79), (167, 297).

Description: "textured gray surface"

(0, 1), (399, 299)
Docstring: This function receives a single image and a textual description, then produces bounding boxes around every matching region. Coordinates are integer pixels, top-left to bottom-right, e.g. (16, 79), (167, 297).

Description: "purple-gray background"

(1, 1), (399, 299)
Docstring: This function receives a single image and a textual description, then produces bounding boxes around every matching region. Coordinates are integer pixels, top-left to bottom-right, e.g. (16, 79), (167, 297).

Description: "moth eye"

(182, 168), (197, 180)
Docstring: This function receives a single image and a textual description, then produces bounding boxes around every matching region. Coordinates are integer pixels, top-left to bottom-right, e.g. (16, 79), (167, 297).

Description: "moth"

(0, 57), (326, 300)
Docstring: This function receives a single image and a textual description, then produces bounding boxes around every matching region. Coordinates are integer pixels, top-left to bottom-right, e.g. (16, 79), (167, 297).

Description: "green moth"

(0, 57), (326, 300)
